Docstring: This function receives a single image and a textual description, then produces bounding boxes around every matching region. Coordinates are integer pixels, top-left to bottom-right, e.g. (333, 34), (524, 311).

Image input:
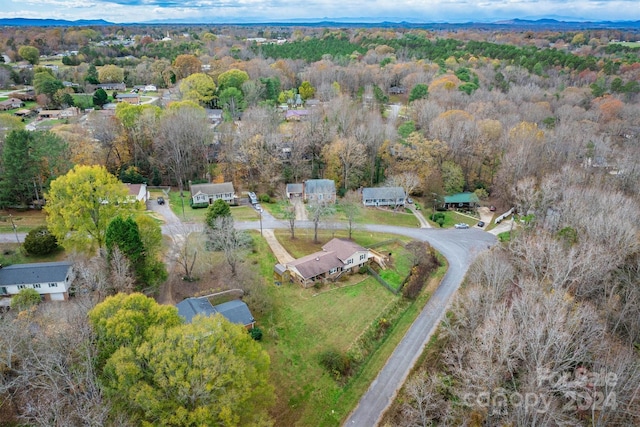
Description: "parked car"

(407, 197), (414, 204)
(454, 223), (469, 229)
(254, 203), (263, 212)
(489, 205), (496, 211)
(157, 196), (165, 205)
(477, 221), (485, 228)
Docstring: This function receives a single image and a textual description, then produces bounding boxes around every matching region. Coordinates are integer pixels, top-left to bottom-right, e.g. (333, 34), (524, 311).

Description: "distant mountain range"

(0, 17), (639, 30)
(0, 18), (112, 26)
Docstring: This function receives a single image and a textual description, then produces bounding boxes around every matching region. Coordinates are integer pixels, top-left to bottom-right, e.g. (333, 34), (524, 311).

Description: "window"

(17, 285), (26, 290)
(346, 259), (353, 265)
(360, 254), (366, 261)
(329, 268), (337, 274)
(49, 283), (57, 288)
(33, 284), (41, 289)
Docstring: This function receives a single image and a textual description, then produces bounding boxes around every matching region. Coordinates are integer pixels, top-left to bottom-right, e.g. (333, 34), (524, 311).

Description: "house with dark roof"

(189, 182), (236, 206)
(115, 93), (140, 104)
(362, 187), (406, 207)
(176, 298), (255, 329)
(0, 98), (25, 111)
(286, 183), (303, 199)
(285, 238), (370, 287)
(304, 179), (336, 204)
(125, 183), (148, 203)
(0, 261), (74, 301)
(443, 192), (480, 210)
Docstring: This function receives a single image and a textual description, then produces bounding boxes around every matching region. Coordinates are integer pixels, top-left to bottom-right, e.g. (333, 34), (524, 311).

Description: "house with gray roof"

(0, 261), (74, 301)
(189, 182), (236, 206)
(304, 179), (336, 204)
(362, 187), (406, 207)
(286, 238), (370, 287)
(176, 298), (255, 329)
(286, 183), (303, 199)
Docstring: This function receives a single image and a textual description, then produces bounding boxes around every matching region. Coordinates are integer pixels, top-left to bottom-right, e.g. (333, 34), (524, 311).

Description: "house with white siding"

(0, 262), (74, 301)
(362, 187), (406, 207)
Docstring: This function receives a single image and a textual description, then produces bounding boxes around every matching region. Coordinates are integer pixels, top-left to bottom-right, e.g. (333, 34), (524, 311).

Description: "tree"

(11, 288), (41, 311)
(88, 292), (183, 368)
(85, 64), (99, 84)
(299, 80), (316, 100)
(219, 87), (246, 119)
(105, 216), (146, 287)
(441, 160), (464, 194)
(103, 314), (274, 426)
(322, 137), (367, 191)
(172, 54), (202, 80)
(93, 88), (108, 107)
(33, 71), (63, 98)
(179, 72), (216, 106)
(45, 165), (136, 253)
(98, 64), (124, 83)
(340, 190), (362, 239)
(23, 226), (58, 256)
(408, 83), (429, 102)
(0, 130), (70, 208)
(206, 216), (252, 277)
(217, 68), (249, 91)
(155, 103), (211, 193)
(205, 199), (231, 228)
(18, 45), (39, 65)
(308, 202), (335, 243)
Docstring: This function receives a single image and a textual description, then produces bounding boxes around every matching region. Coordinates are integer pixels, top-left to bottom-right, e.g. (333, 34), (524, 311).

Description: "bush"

(259, 194), (271, 203)
(11, 288), (41, 311)
(23, 226), (59, 256)
(319, 349), (351, 378)
(190, 202), (209, 209)
(250, 327), (263, 341)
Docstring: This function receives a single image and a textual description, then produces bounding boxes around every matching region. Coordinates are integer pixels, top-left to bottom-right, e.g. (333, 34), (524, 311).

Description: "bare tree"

(307, 202), (335, 243)
(386, 172), (421, 198)
(205, 216), (251, 277)
(340, 189), (362, 239)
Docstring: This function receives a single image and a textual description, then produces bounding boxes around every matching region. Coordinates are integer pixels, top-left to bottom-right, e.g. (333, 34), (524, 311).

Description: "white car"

(454, 223), (469, 229)
(254, 203), (263, 212)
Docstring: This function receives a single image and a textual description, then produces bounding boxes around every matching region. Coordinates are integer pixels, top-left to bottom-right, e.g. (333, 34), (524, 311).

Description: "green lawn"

(252, 230), (442, 426)
(424, 209), (479, 228)
(0, 210), (47, 233)
(167, 191), (207, 222)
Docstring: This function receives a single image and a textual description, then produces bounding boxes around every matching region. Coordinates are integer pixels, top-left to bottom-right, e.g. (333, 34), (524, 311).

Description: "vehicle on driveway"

(454, 223), (469, 229)
(407, 197), (414, 204)
(477, 221), (485, 228)
(254, 203), (263, 212)
(157, 196), (165, 205)
(489, 205), (496, 211)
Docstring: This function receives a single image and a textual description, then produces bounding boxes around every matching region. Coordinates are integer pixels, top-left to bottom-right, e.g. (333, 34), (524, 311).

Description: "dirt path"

(293, 197), (308, 221)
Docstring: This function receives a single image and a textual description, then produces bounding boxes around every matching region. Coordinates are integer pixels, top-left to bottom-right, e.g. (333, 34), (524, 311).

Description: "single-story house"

(60, 107), (80, 118)
(144, 84), (157, 92)
(14, 109), (34, 117)
(38, 110), (62, 119)
(0, 98), (25, 111)
(304, 179), (336, 204)
(285, 109), (310, 121)
(443, 192), (480, 210)
(176, 297), (255, 329)
(286, 238), (370, 287)
(93, 82), (126, 91)
(362, 186), (406, 207)
(0, 261), (74, 302)
(286, 183), (304, 199)
(116, 93), (140, 104)
(189, 182), (236, 205)
(125, 183), (148, 203)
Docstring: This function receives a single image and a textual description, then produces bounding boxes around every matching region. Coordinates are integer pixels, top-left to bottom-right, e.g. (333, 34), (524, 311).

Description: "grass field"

(0, 209), (47, 233)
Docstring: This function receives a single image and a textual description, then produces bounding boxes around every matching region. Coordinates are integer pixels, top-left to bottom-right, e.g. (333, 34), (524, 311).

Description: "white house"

(125, 183), (148, 203)
(362, 187), (406, 207)
(189, 182), (236, 206)
(0, 261), (74, 301)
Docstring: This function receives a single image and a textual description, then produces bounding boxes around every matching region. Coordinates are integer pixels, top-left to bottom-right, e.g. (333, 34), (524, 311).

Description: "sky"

(1, 0), (639, 24)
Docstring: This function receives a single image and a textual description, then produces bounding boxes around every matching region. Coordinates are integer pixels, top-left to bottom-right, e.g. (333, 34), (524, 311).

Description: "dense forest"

(0, 22), (639, 426)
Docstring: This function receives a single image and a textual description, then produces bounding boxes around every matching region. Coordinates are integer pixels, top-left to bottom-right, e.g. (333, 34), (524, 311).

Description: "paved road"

(344, 226), (494, 426)
(236, 218), (495, 426)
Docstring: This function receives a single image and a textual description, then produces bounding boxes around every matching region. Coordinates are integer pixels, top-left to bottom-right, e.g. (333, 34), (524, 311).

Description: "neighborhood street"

(0, 205), (495, 426)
